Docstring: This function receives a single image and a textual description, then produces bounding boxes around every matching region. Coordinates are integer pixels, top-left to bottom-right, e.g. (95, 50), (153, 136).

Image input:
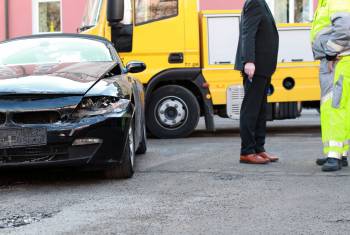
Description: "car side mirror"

(107, 0), (124, 23)
(126, 61), (146, 74)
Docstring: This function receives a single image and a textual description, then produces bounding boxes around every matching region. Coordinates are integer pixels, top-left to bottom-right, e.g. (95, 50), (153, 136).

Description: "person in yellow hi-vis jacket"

(311, 0), (350, 171)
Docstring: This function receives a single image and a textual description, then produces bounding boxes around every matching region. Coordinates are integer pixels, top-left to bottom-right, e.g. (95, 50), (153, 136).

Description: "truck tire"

(103, 122), (135, 179)
(273, 102), (300, 120)
(146, 85), (200, 139)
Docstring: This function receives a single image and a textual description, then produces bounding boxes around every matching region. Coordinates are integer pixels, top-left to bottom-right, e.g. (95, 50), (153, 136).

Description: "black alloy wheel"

(146, 85), (200, 139)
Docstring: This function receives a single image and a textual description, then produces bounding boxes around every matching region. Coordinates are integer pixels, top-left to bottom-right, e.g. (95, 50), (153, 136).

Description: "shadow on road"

(190, 124), (321, 138)
(0, 124), (321, 186)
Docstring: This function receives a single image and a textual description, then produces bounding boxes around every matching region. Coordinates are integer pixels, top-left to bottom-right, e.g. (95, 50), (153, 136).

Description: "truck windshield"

(81, 0), (103, 29)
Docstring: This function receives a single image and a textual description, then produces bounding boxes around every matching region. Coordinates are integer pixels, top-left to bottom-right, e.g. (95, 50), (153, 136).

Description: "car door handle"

(168, 53), (184, 64)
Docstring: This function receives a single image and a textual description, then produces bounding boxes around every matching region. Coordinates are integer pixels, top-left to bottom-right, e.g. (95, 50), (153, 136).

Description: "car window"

(135, 0), (178, 25)
(0, 37), (113, 65)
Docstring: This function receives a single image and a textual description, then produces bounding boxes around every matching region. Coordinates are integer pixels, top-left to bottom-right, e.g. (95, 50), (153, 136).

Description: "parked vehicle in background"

(80, 0), (320, 139)
(0, 34), (147, 179)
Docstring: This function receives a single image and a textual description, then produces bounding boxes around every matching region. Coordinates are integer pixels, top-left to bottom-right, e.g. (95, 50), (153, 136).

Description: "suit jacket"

(235, 0), (279, 77)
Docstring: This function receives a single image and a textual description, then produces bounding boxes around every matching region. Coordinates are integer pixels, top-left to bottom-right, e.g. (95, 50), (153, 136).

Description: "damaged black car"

(0, 34), (147, 179)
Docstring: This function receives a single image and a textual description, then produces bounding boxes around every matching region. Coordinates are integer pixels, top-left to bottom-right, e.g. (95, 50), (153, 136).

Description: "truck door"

(120, 0), (185, 84)
(201, 13), (243, 107)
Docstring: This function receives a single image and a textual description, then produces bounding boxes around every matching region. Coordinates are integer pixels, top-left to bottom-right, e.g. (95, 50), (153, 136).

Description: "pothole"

(0, 212), (58, 229)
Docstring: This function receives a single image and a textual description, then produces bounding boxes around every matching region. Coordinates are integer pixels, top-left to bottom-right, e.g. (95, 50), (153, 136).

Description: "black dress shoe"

(342, 157), (348, 167)
(322, 158), (342, 172)
(316, 157), (327, 166)
(317, 157), (348, 167)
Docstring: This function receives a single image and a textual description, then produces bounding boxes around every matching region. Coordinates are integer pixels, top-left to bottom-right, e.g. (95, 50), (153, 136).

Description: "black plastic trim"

(168, 53), (184, 64)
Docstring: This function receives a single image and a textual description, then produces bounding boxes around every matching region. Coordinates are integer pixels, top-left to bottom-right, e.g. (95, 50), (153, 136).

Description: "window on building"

(267, 0), (313, 23)
(294, 0), (313, 23)
(273, 0), (289, 23)
(82, 0), (103, 28)
(33, 0), (62, 33)
(135, 0), (178, 25)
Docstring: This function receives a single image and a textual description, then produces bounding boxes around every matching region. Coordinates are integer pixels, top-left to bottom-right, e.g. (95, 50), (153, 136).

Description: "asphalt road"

(1, 110), (350, 235)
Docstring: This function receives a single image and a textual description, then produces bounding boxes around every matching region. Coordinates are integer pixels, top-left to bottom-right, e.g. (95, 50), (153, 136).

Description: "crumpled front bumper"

(0, 113), (132, 169)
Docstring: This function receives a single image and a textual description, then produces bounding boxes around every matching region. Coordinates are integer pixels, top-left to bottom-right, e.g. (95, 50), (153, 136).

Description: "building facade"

(0, 0), (319, 41)
(0, 0), (86, 41)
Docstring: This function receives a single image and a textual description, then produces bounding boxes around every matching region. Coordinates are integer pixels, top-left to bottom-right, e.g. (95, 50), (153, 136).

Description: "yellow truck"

(80, 0), (320, 138)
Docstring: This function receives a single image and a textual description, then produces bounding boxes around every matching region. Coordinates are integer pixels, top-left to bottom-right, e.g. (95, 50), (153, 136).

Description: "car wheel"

(146, 85), (200, 139)
(103, 122), (135, 179)
(136, 121), (147, 154)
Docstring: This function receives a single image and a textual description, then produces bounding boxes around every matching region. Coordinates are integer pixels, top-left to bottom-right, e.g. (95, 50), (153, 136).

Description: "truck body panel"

(200, 11), (320, 105)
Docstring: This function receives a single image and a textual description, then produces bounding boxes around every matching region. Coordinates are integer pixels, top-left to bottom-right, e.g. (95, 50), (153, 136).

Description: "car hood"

(0, 62), (118, 95)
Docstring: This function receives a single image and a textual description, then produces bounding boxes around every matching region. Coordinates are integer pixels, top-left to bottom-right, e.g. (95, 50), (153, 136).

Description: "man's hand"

(244, 62), (256, 80)
(327, 55), (341, 72)
(328, 61), (336, 72)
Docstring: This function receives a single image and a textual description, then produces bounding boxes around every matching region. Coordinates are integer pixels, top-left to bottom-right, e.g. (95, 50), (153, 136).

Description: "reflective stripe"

(343, 151), (349, 157)
(327, 40), (345, 52)
(328, 151), (342, 159)
(324, 140), (346, 148)
(330, 140), (344, 148)
(321, 92), (333, 104)
(339, 50), (350, 57)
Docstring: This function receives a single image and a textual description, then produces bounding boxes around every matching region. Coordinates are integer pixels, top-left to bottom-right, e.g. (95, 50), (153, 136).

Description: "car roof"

(0, 33), (113, 46)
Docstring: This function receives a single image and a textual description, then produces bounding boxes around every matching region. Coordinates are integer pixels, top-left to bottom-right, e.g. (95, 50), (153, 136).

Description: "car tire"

(146, 85), (200, 139)
(136, 121), (147, 154)
(103, 122), (135, 179)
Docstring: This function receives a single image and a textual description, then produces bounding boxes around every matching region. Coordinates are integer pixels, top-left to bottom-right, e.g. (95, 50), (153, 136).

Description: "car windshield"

(0, 37), (113, 65)
(82, 0), (103, 28)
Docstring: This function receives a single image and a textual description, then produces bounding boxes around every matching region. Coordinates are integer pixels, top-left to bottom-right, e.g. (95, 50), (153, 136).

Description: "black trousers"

(240, 74), (271, 155)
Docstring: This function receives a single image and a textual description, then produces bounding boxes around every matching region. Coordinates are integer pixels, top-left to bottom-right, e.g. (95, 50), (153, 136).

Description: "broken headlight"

(72, 96), (130, 119)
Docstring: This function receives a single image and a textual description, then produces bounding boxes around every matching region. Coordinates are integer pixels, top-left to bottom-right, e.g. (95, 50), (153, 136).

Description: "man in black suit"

(235, 0), (279, 164)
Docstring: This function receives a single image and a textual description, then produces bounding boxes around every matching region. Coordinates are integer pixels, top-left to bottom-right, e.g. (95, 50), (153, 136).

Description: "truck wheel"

(146, 85), (200, 138)
(103, 122), (135, 179)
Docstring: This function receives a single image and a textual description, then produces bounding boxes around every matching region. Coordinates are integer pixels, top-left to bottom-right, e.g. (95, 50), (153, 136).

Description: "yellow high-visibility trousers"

(321, 57), (350, 159)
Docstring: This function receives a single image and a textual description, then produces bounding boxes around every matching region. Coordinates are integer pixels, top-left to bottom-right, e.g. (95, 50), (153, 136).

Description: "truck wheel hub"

(156, 97), (188, 128)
